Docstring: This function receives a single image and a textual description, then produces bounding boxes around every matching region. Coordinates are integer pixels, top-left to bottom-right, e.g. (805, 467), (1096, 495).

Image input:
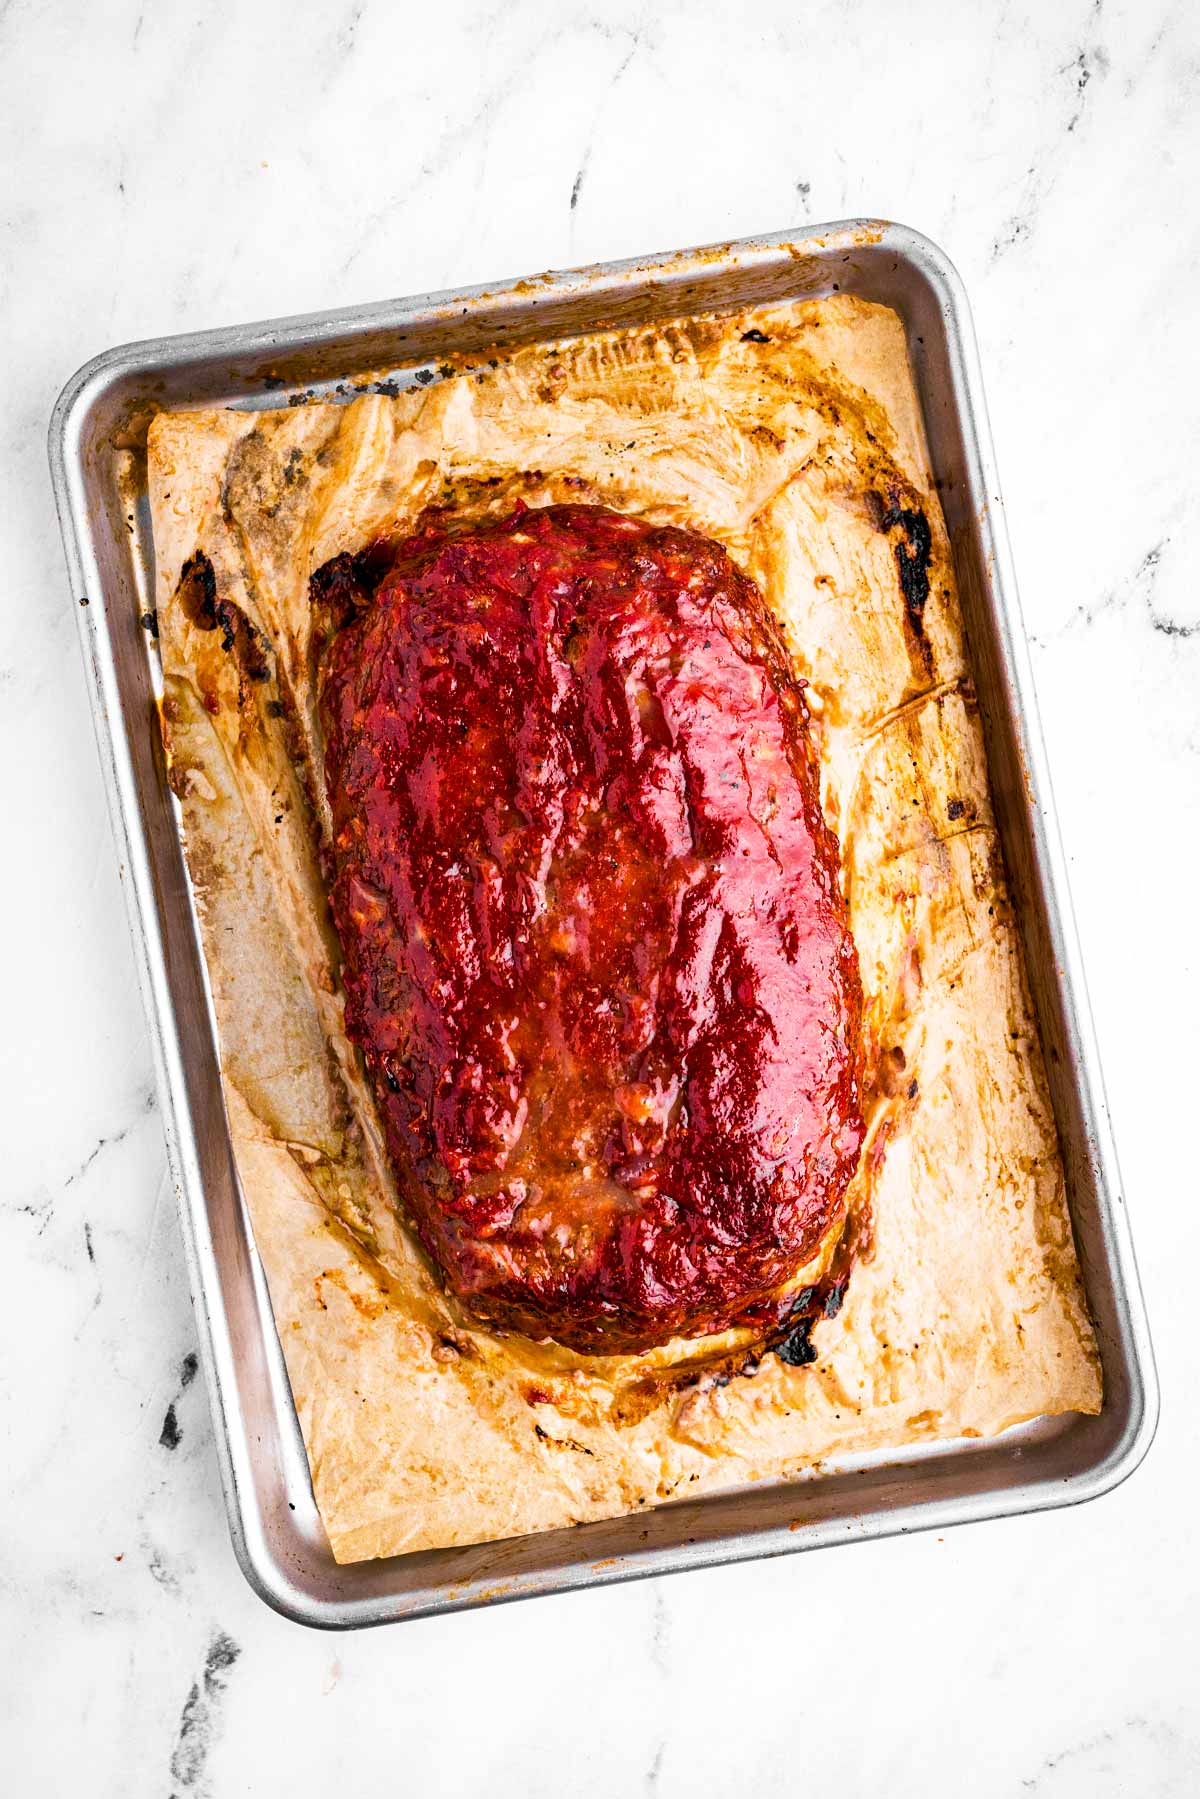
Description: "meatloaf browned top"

(316, 502), (864, 1353)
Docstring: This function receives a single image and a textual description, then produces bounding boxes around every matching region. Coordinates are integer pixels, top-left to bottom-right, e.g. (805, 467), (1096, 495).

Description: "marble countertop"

(4, 1), (1198, 1793)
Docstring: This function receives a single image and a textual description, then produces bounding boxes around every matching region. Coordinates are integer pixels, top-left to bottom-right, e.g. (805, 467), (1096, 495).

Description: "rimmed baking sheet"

(49, 221), (1156, 1627)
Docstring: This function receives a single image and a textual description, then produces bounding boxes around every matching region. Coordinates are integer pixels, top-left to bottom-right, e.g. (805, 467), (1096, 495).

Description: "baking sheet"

(48, 222), (1157, 1626)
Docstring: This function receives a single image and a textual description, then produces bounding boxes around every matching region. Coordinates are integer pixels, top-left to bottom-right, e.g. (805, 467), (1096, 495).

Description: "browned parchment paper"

(148, 296), (1100, 1563)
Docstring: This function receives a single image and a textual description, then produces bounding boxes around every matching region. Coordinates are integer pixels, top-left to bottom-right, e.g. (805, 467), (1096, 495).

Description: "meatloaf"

(315, 504), (864, 1353)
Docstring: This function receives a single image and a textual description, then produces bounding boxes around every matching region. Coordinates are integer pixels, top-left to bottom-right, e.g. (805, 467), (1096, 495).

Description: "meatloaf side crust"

(315, 502), (864, 1353)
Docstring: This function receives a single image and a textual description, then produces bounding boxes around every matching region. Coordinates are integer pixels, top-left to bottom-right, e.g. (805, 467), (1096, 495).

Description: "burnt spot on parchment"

(868, 486), (934, 675)
(822, 1280), (847, 1320)
(176, 552), (271, 683)
(177, 552), (219, 631)
(774, 1313), (819, 1367)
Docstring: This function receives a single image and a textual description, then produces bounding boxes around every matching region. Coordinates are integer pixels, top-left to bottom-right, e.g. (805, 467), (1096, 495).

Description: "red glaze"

(317, 505), (863, 1353)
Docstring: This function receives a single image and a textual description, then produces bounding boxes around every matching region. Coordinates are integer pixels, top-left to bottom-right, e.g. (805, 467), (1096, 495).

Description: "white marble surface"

(3, 0), (1198, 1792)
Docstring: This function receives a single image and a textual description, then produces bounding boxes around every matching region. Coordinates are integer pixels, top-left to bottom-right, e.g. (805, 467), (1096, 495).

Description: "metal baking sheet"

(48, 221), (1158, 1628)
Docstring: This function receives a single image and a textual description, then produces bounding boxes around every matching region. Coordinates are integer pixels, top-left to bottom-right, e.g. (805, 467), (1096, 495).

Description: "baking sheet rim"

(47, 219), (1158, 1628)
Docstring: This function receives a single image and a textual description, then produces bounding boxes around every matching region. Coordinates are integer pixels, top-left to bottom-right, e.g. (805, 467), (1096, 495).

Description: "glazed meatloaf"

(314, 504), (864, 1353)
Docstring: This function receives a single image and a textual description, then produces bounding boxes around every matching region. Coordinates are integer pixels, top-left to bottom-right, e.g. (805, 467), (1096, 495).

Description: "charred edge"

(308, 550), (391, 752)
(868, 489), (934, 672)
(774, 1316), (818, 1367)
(308, 550), (373, 640)
(766, 1242), (856, 1369)
(310, 532), (427, 648)
(140, 609), (159, 638)
(176, 551), (271, 681)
